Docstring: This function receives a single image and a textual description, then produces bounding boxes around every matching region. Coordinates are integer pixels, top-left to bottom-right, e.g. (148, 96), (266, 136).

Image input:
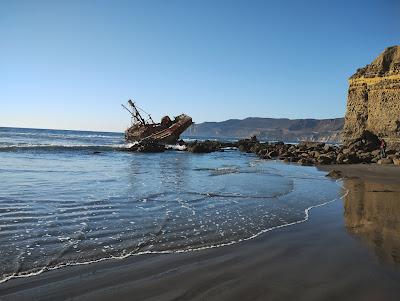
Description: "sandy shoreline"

(1, 164), (400, 301)
(318, 163), (400, 184)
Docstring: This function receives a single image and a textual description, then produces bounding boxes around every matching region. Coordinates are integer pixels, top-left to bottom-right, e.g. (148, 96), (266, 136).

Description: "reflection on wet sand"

(343, 178), (400, 265)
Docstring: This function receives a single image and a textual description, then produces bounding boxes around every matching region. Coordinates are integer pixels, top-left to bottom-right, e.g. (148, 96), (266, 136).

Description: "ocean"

(0, 127), (343, 283)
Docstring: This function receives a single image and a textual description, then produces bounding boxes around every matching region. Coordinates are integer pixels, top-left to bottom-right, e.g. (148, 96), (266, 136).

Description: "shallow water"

(0, 127), (342, 282)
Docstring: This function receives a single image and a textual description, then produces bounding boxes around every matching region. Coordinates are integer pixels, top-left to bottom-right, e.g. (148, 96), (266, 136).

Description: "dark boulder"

(323, 144), (335, 152)
(238, 137), (259, 153)
(268, 150), (279, 157)
(298, 141), (325, 150)
(298, 158), (314, 166)
(325, 169), (343, 179)
(346, 130), (380, 152)
(187, 140), (223, 153)
(129, 139), (165, 152)
(317, 154), (333, 165)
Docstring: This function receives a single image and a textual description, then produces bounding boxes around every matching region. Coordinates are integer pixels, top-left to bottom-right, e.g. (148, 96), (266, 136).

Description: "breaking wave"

(0, 142), (139, 152)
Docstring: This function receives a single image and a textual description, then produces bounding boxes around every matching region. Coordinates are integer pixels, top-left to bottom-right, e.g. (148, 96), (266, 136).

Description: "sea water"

(0, 127), (342, 282)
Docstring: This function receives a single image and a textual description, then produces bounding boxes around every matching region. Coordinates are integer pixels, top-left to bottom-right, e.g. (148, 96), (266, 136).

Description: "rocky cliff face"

(343, 46), (400, 147)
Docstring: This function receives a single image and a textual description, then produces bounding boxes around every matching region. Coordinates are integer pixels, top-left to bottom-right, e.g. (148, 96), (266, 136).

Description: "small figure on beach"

(380, 138), (386, 157)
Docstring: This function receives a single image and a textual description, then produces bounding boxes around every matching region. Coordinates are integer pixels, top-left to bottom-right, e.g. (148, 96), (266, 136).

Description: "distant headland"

(185, 117), (344, 143)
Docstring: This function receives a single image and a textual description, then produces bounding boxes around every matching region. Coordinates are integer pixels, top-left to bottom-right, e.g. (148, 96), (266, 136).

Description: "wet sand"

(1, 165), (400, 301)
(318, 163), (400, 184)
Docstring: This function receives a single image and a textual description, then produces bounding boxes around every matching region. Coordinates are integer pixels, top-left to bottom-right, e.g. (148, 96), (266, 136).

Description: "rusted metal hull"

(125, 114), (193, 144)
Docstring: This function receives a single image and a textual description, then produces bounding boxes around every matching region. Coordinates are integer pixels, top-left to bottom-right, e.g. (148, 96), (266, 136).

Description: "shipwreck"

(122, 99), (193, 144)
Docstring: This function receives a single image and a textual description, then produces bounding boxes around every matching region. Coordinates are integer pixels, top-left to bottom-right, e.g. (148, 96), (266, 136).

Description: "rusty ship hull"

(124, 112), (192, 144)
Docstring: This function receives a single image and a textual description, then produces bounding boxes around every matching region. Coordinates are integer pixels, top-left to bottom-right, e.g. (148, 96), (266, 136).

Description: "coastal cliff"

(343, 46), (400, 147)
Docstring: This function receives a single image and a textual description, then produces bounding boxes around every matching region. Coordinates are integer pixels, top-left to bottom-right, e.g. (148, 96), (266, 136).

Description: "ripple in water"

(0, 132), (342, 282)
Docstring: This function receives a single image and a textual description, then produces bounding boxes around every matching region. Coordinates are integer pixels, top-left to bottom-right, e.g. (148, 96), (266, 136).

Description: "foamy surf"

(0, 142), (141, 152)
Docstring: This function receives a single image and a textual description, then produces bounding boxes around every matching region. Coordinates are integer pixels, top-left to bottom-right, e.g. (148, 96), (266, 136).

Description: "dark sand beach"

(1, 164), (399, 301)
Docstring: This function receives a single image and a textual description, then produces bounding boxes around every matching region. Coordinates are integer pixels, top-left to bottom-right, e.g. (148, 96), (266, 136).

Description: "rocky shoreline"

(123, 131), (400, 167)
(233, 132), (400, 166)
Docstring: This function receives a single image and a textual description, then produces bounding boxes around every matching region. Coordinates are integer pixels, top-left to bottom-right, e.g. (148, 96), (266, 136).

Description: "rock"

(298, 158), (314, 166)
(323, 144), (334, 152)
(309, 151), (321, 157)
(268, 150), (279, 157)
(237, 138), (258, 153)
(371, 157), (380, 163)
(351, 140), (364, 149)
(371, 149), (381, 156)
(344, 131), (381, 153)
(346, 153), (362, 164)
(298, 141), (325, 150)
(187, 140), (222, 153)
(279, 152), (290, 158)
(325, 169), (343, 179)
(257, 149), (268, 157)
(342, 148), (352, 155)
(377, 158), (393, 165)
(317, 154), (333, 165)
(260, 154), (271, 160)
(250, 135), (258, 142)
(336, 153), (346, 164)
(129, 139), (165, 152)
(342, 46), (400, 148)
(250, 143), (262, 153)
(357, 152), (373, 163)
(177, 139), (186, 146)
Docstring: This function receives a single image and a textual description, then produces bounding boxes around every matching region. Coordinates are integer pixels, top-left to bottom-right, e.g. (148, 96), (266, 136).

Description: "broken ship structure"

(122, 100), (193, 145)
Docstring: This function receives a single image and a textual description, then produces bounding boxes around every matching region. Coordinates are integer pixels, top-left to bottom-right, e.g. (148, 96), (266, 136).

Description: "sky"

(1, 0), (399, 132)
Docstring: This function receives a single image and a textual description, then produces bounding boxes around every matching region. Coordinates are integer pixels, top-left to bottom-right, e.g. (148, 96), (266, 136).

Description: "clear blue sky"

(1, 0), (399, 132)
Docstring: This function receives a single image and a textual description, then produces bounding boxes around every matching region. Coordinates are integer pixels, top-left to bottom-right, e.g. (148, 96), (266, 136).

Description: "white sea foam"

(165, 144), (187, 151)
(0, 142), (136, 151)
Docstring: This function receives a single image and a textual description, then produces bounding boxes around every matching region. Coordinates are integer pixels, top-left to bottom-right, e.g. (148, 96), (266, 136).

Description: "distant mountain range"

(184, 117), (344, 143)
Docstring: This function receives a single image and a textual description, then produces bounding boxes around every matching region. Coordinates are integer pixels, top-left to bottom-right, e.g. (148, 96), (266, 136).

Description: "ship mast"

(121, 99), (154, 125)
(128, 99), (147, 125)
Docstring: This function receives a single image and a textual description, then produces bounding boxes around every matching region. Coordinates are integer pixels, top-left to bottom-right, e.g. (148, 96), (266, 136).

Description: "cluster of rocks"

(123, 132), (400, 167)
(236, 132), (400, 166)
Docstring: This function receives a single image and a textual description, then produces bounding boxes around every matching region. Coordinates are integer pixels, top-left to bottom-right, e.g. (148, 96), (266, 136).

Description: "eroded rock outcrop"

(343, 46), (400, 148)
